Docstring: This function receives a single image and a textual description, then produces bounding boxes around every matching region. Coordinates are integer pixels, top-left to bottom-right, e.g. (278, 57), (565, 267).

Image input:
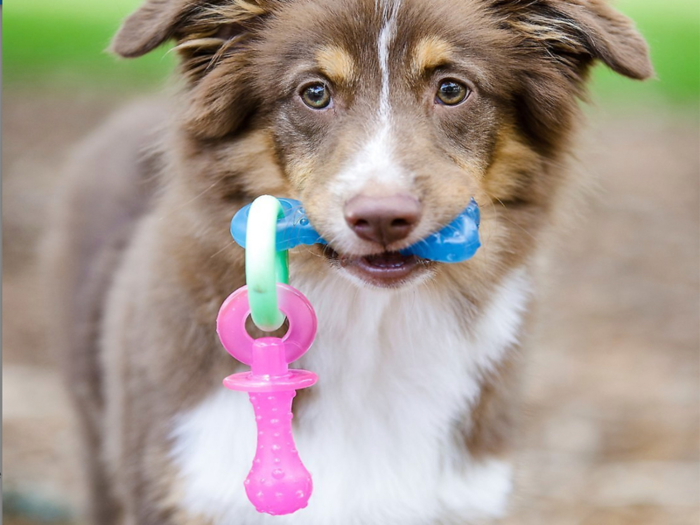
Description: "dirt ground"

(3, 90), (699, 525)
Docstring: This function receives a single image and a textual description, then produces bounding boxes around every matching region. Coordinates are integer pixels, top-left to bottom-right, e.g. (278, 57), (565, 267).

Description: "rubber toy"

(216, 194), (481, 517)
(217, 283), (318, 515)
(231, 197), (481, 263)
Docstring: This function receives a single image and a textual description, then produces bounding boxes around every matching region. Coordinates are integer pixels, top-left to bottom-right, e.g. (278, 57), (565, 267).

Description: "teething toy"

(217, 196), (318, 516)
(400, 198), (480, 263)
(231, 197), (481, 263)
(244, 196), (290, 331)
(217, 193), (481, 516)
(217, 284), (317, 515)
(231, 197), (324, 252)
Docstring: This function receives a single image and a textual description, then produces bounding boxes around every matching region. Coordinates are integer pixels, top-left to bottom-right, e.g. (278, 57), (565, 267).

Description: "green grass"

(5, 0), (175, 90)
(4, 13), (176, 89)
(4, 0), (699, 105)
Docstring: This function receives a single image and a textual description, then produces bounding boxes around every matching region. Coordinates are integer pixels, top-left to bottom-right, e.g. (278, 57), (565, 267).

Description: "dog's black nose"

(344, 194), (422, 245)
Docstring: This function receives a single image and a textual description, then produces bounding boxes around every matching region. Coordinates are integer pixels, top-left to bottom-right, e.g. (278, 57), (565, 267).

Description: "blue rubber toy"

(231, 198), (480, 263)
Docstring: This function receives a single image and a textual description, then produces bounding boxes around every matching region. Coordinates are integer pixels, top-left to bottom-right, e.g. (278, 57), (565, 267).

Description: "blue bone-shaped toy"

(231, 198), (480, 263)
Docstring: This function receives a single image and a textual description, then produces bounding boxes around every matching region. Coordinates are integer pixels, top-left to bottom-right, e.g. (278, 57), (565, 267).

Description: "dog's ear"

(496, 0), (653, 80)
(492, 0), (653, 152)
(111, 0), (193, 58)
(557, 0), (653, 80)
(112, 1), (269, 75)
(113, 0), (275, 139)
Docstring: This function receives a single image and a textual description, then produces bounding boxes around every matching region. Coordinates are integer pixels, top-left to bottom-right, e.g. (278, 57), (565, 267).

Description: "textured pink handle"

(245, 391), (312, 515)
(217, 284), (318, 515)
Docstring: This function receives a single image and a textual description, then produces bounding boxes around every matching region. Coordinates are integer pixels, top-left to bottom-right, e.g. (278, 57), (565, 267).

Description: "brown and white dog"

(46, 1), (652, 523)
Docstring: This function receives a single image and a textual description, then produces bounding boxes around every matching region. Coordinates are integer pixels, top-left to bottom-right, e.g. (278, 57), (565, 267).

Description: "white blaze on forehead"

(331, 0), (405, 201)
(325, 0), (409, 252)
(377, 0), (400, 122)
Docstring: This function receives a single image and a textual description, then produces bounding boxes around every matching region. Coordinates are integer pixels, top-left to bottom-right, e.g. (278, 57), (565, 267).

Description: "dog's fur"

(46, 1), (651, 523)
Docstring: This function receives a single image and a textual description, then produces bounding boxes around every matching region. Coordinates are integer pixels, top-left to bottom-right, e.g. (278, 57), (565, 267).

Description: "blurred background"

(3, 0), (699, 524)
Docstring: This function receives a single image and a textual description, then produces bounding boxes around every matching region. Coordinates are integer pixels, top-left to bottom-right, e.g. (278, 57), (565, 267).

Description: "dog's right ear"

(111, 0), (192, 58)
(112, 1), (275, 139)
(111, 1), (271, 73)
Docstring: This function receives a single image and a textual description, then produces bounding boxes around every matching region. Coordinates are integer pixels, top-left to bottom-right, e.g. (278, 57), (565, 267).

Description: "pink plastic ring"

(217, 284), (317, 366)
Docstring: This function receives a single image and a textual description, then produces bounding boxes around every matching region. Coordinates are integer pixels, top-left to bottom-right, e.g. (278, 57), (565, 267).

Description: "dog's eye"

(436, 80), (469, 106)
(301, 83), (331, 109)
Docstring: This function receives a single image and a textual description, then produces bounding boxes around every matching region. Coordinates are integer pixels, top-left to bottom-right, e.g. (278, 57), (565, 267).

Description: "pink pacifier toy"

(218, 193), (481, 514)
(217, 284), (318, 514)
(216, 195), (318, 515)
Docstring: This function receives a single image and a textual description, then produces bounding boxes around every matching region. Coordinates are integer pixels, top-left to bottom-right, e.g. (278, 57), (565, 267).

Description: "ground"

(3, 90), (699, 524)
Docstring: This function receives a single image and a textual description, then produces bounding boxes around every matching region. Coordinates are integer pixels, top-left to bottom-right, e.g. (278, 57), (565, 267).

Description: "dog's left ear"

(494, 0), (653, 152)
(557, 0), (653, 79)
(498, 0), (654, 80)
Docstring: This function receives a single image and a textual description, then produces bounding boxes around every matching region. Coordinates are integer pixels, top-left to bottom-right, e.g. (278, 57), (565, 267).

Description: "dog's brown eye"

(301, 83), (331, 109)
(436, 80), (468, 106)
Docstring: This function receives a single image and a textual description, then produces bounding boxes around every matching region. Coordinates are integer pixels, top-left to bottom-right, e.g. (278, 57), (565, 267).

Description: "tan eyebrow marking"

(412, 36), (454, 75)
(315, 45), (356, 84)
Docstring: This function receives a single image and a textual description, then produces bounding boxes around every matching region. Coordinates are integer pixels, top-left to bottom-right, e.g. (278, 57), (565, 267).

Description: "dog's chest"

(170, 269), (529, 525)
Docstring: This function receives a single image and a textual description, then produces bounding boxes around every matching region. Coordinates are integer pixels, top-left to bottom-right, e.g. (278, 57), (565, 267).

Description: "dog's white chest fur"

(171, 268), (529, 524)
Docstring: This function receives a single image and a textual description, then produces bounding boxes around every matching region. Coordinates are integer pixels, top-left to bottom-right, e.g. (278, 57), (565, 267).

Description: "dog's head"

(114, 0), (651, 289)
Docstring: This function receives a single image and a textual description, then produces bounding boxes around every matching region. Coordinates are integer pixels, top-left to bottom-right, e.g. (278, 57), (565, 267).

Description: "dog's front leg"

(100, 210), (243, 525)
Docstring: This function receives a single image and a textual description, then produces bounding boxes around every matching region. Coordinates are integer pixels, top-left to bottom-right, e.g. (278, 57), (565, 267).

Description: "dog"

(45, 0), (652, 523)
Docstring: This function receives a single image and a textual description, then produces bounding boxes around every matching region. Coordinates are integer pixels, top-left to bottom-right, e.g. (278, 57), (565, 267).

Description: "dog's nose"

(344, 194), (422, 245)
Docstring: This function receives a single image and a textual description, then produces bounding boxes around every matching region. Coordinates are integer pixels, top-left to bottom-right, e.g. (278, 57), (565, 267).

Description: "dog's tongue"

(363, 251), (413, 268)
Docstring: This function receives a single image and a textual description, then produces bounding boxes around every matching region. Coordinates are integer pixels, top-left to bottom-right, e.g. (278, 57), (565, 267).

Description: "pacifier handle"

(244, 389), (313, 515)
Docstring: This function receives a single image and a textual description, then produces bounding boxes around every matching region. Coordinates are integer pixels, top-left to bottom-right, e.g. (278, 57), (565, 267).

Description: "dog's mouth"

(321, 246), (433, 287)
